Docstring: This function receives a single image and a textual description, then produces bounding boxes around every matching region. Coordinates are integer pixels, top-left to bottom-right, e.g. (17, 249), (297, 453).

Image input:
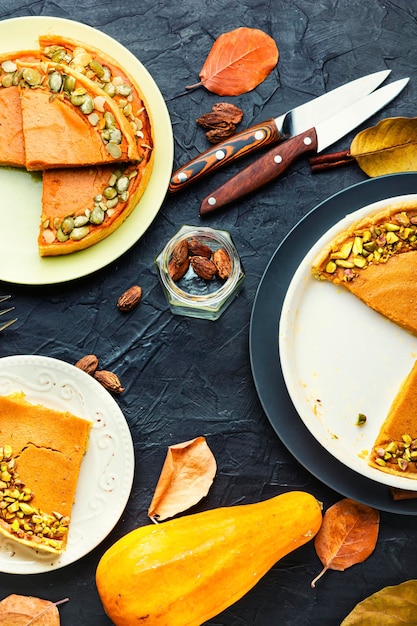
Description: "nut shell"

(74, 354), (99, 376)
(188, 239), (212, 258)
(212, 248), (232, 279)
(117, 285), (143, 312)
(94, 370), (125, 393)
(171, 239), (189, 266)
(190, 256), (217, 280)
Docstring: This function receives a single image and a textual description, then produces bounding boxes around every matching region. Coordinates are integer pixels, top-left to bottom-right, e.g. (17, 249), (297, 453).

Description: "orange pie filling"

(312, 200), (417, 336)
(0, 392), (92, 555)
(369, 361), (417, 479)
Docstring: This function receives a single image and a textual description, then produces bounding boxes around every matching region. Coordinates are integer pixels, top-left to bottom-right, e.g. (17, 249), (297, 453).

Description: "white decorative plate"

(279, 193), (417, 491)
(0, 16), (173, 285)
(0, 354), (134, 574)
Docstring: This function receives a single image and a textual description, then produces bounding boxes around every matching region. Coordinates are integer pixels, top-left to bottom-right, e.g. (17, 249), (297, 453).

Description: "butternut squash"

(95, 491), (322, 626)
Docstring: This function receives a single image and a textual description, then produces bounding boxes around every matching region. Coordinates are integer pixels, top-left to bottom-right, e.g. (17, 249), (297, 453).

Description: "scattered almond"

(212, 248), (232, 279)
(190, 256), (217, 280)
(94, 370), (125, 394)
(74, 354), (99, 376)
(117, 285), (143, 312)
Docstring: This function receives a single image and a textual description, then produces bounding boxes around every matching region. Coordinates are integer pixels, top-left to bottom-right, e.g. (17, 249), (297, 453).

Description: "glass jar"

(155, 225), (245, 320)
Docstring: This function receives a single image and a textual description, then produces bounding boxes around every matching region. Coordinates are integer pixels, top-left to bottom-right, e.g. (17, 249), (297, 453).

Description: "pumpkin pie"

(0, 36), (154, 256)
(312, 199), (417, 336)
(369, 360), (417, 478)
(0, 392), (92, 554)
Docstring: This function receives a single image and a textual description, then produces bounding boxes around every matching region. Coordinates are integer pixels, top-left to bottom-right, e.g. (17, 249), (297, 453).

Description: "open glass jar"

(155, 225), (245, 320)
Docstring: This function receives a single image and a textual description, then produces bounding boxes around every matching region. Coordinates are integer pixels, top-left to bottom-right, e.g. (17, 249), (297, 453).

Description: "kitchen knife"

(199, 77), (409, 215)
(169, 69), (391, 194)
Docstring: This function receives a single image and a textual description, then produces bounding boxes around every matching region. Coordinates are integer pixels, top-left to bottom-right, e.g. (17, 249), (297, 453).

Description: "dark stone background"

(0, 1), (417, 624)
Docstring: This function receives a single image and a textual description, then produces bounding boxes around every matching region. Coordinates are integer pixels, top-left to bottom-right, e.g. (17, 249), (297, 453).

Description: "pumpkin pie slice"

(39, 162), (150, 255)
(0, 51), (40, 167)
(312, 199), (417, 336)
(369, 360), (417, 478)
(38, 34), (153, 158)
(36, 36), (154, 255)
(0, 392), (92, 555)
(16, 59), (140, 170)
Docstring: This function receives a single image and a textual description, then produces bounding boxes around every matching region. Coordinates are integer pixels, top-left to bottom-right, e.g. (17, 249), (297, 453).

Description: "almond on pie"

(0, 35), (154, 256)
(0, 392), (92, 555)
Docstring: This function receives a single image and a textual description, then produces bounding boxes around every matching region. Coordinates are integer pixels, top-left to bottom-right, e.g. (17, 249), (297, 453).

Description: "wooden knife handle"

(169, 119), (283, 193)
(199, 128), (318, 215)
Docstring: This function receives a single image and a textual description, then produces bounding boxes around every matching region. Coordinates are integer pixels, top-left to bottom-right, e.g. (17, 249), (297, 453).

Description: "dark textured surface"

(0, 1), (417, 624)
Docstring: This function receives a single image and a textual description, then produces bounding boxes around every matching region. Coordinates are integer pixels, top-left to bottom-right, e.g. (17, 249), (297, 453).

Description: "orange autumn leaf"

(311, 498), (379, 588)
(148, 436), (217, 522)
(187, 27), (279, 96)
(0, 595), (68, 625)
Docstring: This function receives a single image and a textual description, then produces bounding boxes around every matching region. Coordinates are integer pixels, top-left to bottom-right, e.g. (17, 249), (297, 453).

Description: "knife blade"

(169, 69), (391, 194)
(199, 77), (409, 215)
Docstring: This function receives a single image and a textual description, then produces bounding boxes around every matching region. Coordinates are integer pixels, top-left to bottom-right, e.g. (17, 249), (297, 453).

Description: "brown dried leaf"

(0, 595), (68, 625)
(148, 436), (217, 522)
(187, 27), (279, 96)
(311, 498), (379, 587)
(350, 117), (417, 176)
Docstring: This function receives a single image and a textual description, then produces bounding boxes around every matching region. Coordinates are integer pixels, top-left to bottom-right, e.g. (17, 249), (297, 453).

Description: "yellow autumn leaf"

(350, 117), (417, 177)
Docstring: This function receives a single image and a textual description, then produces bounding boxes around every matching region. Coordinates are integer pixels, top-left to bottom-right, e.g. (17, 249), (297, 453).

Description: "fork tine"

(0, 296), (16, 331)
(0, 318), (17, 332)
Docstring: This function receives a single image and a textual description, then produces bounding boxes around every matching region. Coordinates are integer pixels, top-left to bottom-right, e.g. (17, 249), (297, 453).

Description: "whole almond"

(188, 239), (212, 258)
(190, 255), (217, 280)
(94, 370), (125, 393)
(75, 354), (99, 376)
(168, 257), (189, 281)
(212, 248), (232, 279)
(171, 239), (189, 266)
(117, 285), (143, 312)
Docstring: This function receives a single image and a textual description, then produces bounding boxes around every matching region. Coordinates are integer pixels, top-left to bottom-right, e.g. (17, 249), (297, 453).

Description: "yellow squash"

(96, 491), (322, 626)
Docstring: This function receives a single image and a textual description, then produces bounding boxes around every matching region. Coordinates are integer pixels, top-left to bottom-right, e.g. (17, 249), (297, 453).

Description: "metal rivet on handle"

(304, 137), (313, 146)
(208, 197), (217, 206)
(215, 150), (226, 160)
(178, 172), (188, 182)
(274, 155), (283, 164)
(255, 130), (265, 140)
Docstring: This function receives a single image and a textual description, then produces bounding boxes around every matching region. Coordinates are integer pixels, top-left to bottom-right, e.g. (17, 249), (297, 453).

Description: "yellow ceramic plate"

(0, 16), (173, 285)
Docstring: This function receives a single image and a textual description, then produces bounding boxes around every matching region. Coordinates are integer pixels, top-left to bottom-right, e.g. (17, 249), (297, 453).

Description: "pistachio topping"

(371, 432), (417, 472)
(41, 166), (138, 244)
(320, 211), (417, 282)
(40, 44), (149, 141)
(0, 445), (69, 550)
(0, 59), (128, 158)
